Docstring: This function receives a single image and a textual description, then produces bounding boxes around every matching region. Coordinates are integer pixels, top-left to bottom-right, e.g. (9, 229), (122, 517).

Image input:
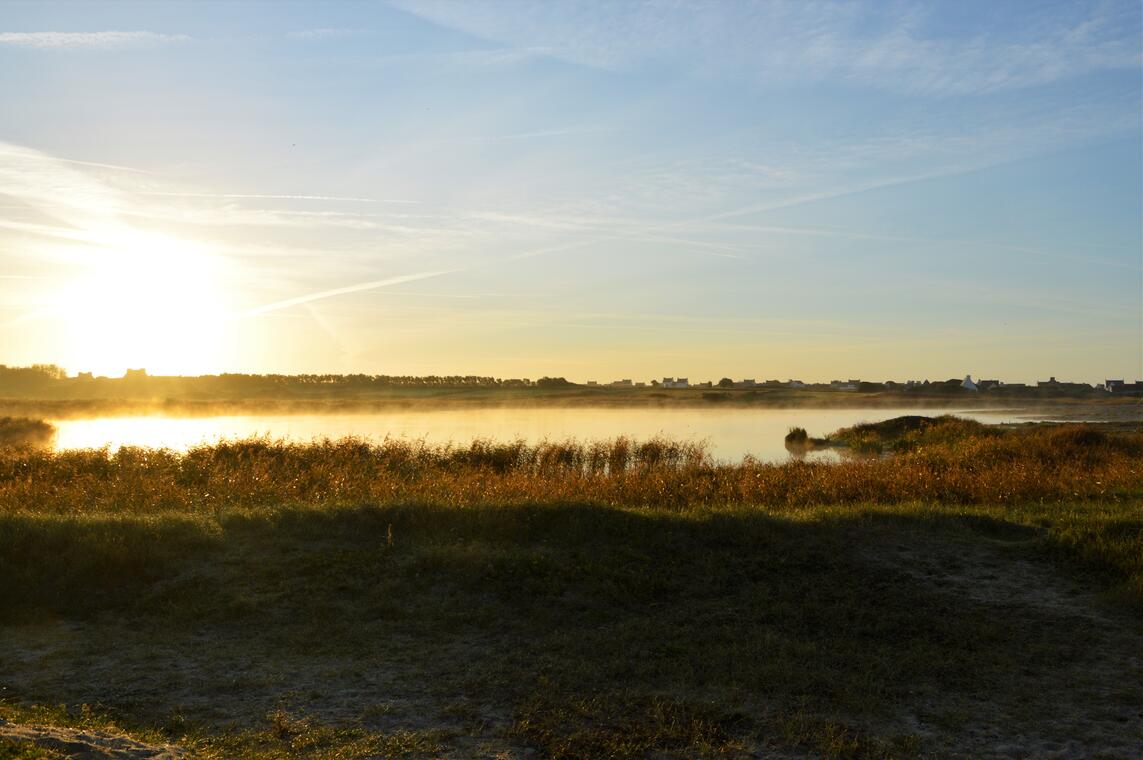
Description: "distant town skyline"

(4, 362), (1132, 389)
(1, 1), (1140, 381)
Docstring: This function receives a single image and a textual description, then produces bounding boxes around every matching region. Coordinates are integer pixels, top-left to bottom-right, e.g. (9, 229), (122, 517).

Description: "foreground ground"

(1, 420), (1141, 758)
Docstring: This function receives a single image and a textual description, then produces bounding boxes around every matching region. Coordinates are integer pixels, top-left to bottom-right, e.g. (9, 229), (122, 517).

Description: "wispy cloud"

(0, 143), (425, 237)
(441, 46), (553, 67)
(478, 126), (615, 142)
(392, 1), (1142, 95)
(286, 28), (367, 40)
(0, 31), (189, 49)
(0, 141), (130, 226)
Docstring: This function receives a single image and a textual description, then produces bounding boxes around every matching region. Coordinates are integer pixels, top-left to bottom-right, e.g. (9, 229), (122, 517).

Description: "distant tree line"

(0, 365), (577, 399)
(0, 364), (1108, 401)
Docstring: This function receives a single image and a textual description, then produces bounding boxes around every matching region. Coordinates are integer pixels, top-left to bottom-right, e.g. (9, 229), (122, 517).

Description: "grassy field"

(1, 418), (1141, 758)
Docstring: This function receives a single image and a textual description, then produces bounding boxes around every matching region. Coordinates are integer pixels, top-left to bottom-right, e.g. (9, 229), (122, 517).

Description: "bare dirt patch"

(858, 519), (1143, 759)
(0, 719), (185, 759)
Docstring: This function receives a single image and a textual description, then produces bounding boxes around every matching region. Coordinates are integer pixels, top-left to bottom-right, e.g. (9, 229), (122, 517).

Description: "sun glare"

(55, 230), (232, 377)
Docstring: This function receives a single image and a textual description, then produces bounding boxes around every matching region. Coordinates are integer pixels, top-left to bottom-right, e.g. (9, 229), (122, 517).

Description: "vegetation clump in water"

(788, 414), (1008, 455)
(0, 418), (55, 449)
(783, 426), (831, 450)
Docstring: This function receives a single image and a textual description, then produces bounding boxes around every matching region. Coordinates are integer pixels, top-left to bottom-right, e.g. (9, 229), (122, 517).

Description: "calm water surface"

(50, 407), (1047, 463)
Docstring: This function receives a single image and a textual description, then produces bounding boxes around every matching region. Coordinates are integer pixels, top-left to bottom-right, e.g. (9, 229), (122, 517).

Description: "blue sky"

(0, 0), (1139, 382)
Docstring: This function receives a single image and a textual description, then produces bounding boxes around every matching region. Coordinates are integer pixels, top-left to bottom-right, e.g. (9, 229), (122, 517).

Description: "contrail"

(244, 238), (598, 317)
(244, 269), (463, 316)
(144, 192), (419, 204)
(0, 146), (155, 175)
(2, 305), (56, 328)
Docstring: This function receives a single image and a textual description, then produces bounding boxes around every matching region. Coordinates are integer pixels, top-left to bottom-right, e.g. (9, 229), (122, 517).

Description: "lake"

(48, 406), (1053, 463)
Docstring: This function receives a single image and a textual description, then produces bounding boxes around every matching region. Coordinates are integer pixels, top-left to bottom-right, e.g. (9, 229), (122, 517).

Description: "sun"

(56, 229), (233, 377)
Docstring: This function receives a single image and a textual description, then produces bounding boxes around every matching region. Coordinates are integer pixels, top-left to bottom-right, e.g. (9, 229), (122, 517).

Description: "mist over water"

(51, 407), (1051, 463)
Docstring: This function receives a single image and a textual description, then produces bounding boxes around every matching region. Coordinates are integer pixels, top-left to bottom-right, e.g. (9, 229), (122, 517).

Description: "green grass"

(1, 423), (1141, 758)
(0, 739), (62, 760)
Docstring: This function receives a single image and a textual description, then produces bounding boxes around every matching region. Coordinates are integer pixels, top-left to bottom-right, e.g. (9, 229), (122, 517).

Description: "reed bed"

(1, 424), (1139, 516)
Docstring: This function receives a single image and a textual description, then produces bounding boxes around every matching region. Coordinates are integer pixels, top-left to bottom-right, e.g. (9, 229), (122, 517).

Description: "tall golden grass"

(2, 424), (1139, 516)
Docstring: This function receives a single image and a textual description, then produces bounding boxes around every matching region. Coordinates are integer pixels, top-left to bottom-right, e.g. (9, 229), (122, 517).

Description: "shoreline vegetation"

(2, 416), (1142, 757)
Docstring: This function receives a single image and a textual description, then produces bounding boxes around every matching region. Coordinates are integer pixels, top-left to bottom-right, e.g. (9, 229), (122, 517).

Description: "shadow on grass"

(0, 502), (1136, 758)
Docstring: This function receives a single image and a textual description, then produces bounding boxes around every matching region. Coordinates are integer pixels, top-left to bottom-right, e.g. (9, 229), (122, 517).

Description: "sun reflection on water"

(48, 407), (1038, 464)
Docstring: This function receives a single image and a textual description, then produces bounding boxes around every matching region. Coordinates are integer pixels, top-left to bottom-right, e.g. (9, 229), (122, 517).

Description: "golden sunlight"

(54, 229), (232, 376)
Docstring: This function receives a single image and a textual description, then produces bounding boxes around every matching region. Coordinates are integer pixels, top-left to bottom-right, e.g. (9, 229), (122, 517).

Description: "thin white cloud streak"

(249, 237), (619, 320)
(443, 46), (553, 67)
(142, 192), (418, 204)
(0, 141), (131, 226)
(0, 146), (427, 240)
(115, 203), (459, 236)
(472, 126), (616, 142)
(286, 28), (365, 40)
(0, 147), (155, 175)
(611, 233), (749, 260)
(0, 31), (189, 49)
(453, 165), (994, 272)
(244, 269), (464, 316)
(440, 146), (1119, 276)
(0, 219), (114, 247)
(694, 222), (1143, 273)
(1, 305), (56, 329)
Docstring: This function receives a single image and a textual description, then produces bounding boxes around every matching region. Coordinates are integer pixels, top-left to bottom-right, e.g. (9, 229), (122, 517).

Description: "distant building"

(76, 371), (94, 381)
(662, 377), (690, 389)
(1038, 377), (1095, 391)
(123, 368), (147, 380)
(787, 380), (805, 389)
(1108, 380), (1143, 395)
(976, 379), (1001, 391)
(962, 375), (978, 391)
(1105, 379), (1125, 392)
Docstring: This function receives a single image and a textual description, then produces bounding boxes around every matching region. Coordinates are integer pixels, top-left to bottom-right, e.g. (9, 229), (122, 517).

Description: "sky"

(0, 0), (1140, 383)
